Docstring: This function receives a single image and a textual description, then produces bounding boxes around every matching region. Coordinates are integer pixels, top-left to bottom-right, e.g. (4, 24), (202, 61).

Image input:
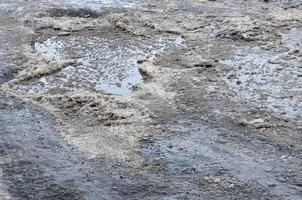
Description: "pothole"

(17, 32), (184, 95)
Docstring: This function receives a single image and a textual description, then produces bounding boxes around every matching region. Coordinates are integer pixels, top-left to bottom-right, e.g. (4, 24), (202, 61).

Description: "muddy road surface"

(0, 0), (302, 199)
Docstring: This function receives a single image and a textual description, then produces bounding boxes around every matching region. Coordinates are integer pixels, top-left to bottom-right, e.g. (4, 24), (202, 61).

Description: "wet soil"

(0, 0), (302, 199)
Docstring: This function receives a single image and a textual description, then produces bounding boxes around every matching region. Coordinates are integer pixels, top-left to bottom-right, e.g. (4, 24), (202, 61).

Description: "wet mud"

(0, 0), (302, 199)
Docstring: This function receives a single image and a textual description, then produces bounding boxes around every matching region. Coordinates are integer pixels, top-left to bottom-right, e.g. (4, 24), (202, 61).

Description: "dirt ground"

(0, 0), (302, 199)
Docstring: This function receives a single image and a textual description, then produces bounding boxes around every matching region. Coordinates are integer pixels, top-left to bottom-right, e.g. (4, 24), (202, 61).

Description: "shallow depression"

(18, 34), (184, 95)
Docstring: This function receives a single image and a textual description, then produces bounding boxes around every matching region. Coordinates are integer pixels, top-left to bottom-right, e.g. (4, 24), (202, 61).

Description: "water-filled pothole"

(17, 33), (184, 95)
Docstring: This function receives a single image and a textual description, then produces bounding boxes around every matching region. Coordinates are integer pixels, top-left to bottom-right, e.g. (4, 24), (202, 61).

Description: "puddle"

(17, 34), (184, 95)
(43, 0), (141, 10)
(1, 0), (140, 16)
(221, 46), (302, 119)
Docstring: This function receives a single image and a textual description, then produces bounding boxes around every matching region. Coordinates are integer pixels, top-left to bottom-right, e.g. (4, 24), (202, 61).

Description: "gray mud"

(0, 0), (302, 200)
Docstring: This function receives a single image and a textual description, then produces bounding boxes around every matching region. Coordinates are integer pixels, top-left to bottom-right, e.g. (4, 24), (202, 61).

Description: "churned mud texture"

(0, 0), (302, 200)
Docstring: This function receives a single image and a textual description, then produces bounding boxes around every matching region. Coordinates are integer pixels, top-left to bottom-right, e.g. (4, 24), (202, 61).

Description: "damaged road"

(0, 0), (302, 199)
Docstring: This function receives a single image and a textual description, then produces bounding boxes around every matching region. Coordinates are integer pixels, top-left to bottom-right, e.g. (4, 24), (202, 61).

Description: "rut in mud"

(0, 0), (302, 200)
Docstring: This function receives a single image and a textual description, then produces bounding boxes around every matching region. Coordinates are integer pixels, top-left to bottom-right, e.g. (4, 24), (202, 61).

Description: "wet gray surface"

(0, 93), (132, 200)
(0, 94), (85, 199)
(142, 121), (302, 200)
